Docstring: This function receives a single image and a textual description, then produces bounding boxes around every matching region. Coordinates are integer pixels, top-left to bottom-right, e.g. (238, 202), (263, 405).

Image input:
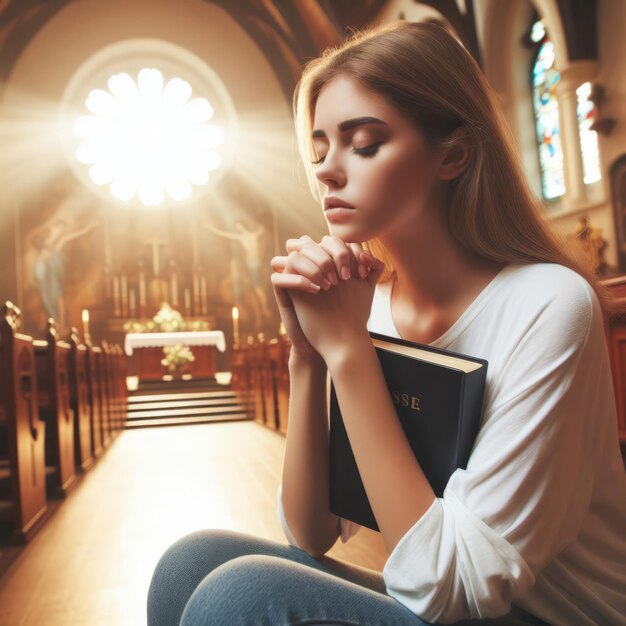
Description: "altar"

(124, 331), (226, 381)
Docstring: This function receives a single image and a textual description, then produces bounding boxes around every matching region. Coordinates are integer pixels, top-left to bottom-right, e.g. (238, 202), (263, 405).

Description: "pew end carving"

(0, 302), (47, 543)
(33, 319), (76, 498)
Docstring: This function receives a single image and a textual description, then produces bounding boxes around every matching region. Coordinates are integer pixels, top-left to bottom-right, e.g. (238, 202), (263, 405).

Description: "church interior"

(0, 0), (625, 624)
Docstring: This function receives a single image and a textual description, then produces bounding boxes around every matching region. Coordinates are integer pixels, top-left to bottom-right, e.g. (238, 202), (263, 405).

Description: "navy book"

(329, 331), (488, 532)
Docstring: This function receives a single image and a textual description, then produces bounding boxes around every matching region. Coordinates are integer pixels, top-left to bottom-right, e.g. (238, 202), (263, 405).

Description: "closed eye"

(311, 143), (381, 165)
(352, 143), (381, 157)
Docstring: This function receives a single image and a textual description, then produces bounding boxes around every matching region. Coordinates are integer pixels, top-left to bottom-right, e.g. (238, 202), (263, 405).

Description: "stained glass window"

(532, 30), (566, 200)
(576, 82), (602, 185)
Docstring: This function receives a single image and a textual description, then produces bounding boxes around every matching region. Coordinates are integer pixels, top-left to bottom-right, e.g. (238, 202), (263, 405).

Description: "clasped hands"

(270, 235), (384, 362)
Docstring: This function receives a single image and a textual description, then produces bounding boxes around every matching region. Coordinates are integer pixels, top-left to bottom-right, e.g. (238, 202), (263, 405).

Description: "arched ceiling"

(0, 0), (385, 100)
(0, 0), (596, 103)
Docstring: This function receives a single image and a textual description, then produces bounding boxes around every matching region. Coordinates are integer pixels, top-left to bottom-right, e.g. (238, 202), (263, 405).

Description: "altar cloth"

(124, 331), (226, 356)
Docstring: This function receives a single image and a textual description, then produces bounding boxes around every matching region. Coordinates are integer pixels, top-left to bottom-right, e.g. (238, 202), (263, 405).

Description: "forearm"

(326, 335), (436, 553)
(281, 352), (340, 556)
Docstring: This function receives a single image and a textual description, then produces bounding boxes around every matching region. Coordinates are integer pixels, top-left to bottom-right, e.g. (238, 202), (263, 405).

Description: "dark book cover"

(329, 331), (488, 532)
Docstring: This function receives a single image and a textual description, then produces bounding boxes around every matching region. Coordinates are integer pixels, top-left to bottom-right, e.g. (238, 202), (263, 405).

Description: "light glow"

(73, 68), (223, 206)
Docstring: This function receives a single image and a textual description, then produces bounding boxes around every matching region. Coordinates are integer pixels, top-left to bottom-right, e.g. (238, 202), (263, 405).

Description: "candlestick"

(232, 306), (240, 348)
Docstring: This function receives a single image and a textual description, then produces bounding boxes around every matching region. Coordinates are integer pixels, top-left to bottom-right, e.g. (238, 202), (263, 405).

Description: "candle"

(232, 306), (240, 348)
(184, 288), (191, 314)
(81, 309), (90, 341)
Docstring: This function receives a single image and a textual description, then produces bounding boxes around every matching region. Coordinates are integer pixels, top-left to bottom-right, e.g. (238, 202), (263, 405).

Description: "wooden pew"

(231, 342), (252, 419)
(85, 343), (104, 458)
(271, 334), (291, 435)
(262, 337), (280, 431)
(231, 334), (290, 431)
(67, 328), (94, 471)
(247, 335), (269, 426)
(114, 344), (128, 431)
(33, 319), (76, 498)
(100, 341), (114, 442)
(0, 302), (47, 542)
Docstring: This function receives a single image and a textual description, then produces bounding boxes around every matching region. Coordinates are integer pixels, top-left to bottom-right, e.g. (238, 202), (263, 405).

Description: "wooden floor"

(0, 421), (388, 625)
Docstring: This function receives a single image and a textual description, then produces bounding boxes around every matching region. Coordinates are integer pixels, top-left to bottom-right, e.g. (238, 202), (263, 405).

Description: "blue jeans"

(147, 529), (546, 626)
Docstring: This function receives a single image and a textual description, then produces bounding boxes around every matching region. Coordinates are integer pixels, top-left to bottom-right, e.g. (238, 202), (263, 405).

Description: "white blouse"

(278, 263), (626, 625)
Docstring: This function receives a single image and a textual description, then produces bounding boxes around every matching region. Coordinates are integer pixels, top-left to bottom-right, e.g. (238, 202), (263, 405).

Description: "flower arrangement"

(161, 343), (195, 374)
(122, 301), (211, 333)
(153, 302), (183, 333)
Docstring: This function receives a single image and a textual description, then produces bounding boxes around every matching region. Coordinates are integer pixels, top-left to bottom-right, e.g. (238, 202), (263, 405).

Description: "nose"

(314, 148), (346, 189)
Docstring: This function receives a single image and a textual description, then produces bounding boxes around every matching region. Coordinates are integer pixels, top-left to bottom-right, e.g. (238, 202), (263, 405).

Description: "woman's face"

(311, 75), (445, 243)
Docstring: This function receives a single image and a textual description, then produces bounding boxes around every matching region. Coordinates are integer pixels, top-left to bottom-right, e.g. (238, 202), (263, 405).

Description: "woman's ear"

(438, 127), (471, 181)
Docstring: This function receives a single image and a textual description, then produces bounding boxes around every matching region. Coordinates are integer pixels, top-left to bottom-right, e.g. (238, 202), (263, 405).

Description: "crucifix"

(146, 237), (165, 277)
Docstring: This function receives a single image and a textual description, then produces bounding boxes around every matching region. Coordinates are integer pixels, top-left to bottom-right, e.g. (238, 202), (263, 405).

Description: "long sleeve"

(383, 271), (609, 623)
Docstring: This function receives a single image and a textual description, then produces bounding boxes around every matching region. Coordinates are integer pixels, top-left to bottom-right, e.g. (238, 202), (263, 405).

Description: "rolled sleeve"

(383, 493), (534, 623)
(277, 484), (301, 548)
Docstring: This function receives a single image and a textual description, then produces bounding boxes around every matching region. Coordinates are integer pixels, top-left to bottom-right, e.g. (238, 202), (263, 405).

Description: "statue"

(203, 220), (272, 324)
(31, 219), (98, 327)
(572, 216), (608, 276)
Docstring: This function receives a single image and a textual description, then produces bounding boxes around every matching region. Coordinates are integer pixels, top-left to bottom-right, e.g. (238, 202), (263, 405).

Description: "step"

(132, 379), (226, 391)
(128, 391), (237, 404)
(126, 405), (248, 420)
(124, 413), (250, 429)
(126, 398), (241, 413)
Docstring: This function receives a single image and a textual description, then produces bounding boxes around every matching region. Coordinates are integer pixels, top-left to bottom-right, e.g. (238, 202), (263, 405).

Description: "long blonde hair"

(293, 21), (615, 315)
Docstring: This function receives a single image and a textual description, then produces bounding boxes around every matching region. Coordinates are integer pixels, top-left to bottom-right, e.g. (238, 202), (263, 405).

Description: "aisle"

(0, 422), (387, 625)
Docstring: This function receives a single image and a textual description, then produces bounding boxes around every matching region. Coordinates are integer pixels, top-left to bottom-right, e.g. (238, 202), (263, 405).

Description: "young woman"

(147, 22), (626, 625)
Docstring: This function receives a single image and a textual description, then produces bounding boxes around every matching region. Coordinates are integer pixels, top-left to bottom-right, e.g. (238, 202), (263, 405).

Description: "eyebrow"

(312, 116), (387, 138)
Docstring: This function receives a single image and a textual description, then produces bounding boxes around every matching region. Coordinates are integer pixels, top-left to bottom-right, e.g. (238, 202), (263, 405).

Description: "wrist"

(288, 350), (326, 373)
(323, 329), (373, 374)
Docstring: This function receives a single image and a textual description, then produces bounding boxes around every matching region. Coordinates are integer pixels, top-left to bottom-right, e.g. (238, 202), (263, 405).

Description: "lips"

(324, 197), (355, 211)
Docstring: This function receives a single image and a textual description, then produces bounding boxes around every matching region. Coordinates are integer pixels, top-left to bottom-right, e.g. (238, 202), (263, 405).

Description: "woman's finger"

(270, 255), (288, 272)
(285, 235), (315, 254)
(298, 244), (340, 285)
(285, 251), (332, 290)
(271, 272), (321, 305)
(319, 235), (358, 281)
(273, 247), (338, 287)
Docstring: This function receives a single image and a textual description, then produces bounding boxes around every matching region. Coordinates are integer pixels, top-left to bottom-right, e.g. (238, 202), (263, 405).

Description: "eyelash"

(311, 143), (381, 165)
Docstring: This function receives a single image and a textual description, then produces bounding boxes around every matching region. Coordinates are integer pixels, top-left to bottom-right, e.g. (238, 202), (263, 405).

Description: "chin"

(329, 226), (376, 244)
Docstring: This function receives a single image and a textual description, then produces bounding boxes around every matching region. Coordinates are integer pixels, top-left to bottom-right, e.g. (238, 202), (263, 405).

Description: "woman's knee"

(180, 555), (300, 626)
(147, 529), (251, 625)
